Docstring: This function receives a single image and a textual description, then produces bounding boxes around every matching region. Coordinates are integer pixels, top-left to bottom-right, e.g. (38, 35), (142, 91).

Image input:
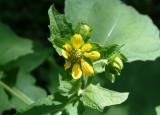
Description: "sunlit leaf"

(65, 0), (160, 62)
(81, 84), (129, 111)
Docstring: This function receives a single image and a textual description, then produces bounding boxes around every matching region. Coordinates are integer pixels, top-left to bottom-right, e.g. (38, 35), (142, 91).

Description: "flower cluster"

(61, 34), (100, 79)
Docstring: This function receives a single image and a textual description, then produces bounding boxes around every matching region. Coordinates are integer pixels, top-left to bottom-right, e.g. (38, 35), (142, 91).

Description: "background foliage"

(0, 0), (160, 115)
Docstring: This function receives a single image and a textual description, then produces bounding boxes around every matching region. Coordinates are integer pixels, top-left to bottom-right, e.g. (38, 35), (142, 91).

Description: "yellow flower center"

(70, 49), (82, 62)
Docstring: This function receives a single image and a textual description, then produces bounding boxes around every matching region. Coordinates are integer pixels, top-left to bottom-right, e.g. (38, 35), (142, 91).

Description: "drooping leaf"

(81, 84), (129, 111)
(65, 0), (160, 62)
(156, 106), (160, 115)
(0, 22), (33, 65)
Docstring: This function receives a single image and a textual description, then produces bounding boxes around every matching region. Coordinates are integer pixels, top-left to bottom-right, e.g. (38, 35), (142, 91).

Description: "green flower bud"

(114, 57), (123, 69)
(74, 23), (92, 41)
(105, 56), (124, 77)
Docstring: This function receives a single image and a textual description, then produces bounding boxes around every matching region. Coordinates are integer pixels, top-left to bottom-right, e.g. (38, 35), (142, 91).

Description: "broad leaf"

(17, 43), (52, 72)
(81, 84), (129, 111)
(0, 22), (33, 65)
(6, 43), (50, 110)
(10, 70), (47, 110)
(156, 106), (160, 115)
(65, 0), (160, 62)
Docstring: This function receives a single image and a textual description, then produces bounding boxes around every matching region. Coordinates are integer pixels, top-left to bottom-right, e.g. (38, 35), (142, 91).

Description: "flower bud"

(106, 56), (124, 76)
(114, 57), (123, 69)
(74, 23), (91, 41)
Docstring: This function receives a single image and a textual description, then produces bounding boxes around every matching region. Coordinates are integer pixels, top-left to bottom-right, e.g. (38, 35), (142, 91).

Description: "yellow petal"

(84, 51), (100, 60)
(61, 49), (69, 59)
(64, 61), (71, 70)
(71, 34), (82, 50)
(72, 63), (82, 79)
(63, 43), (72, 52)
(81, 43), (92, 52)
(81, 59), (94, 76)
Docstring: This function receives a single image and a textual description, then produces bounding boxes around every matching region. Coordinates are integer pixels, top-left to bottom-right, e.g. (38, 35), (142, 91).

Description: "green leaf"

(81, 84), (129, 111)
(65, 101), (84, 115)
(0, 22), (33, 65)
(0, 88), (10, 115)
(16, 93), (68, 115)
(65, 0), (160, 62)
(10, 70), (47, 110)
(16, 43), (52, 72)
(48, 5), (73, 55)
(48, 5), (73, 42)
(156, 106), (160, 115)
(54, 38), (70, 49)
(93, 59), (108, 73)
(59, 75), (81, 96)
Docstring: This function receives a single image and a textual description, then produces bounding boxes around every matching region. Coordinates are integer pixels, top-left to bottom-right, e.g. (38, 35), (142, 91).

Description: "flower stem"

(82, 74), (88, 89)
(0, 80), (32, 105)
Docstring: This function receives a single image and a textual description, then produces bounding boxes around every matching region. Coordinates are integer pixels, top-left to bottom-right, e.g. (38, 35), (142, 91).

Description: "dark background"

(0, 0), (160, 115)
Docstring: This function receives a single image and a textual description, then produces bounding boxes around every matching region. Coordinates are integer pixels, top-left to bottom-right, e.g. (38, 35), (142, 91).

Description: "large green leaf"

(10, 70), (47, 110)
(156, 106), (160, 115)
(0, 43), (50, 111)
(65, 0), (160, 62)
(0, 22), (33, 65)
(81, 84), (129, 112)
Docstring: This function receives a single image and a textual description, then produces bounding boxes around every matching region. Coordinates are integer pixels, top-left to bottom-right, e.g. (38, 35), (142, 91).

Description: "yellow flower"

(61, 34), (100, 79)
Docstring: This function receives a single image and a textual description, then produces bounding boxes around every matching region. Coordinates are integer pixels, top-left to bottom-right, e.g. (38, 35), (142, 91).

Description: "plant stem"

(0, 80), (32, 105)
(82, 73), (88, 89)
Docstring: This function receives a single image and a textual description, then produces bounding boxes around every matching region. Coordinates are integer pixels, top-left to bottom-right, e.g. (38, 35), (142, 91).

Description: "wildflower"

(61, 34), (100, 79)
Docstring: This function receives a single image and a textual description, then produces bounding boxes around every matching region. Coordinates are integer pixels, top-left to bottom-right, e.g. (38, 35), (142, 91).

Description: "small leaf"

(93, 59), (108, 73)
(156, 106), (160, 115)
(0, 22), (33, 65)
(81, 84), (129, 111)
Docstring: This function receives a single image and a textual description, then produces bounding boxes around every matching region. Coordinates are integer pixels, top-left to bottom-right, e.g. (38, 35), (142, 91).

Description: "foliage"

(0, 0), (160, 115)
